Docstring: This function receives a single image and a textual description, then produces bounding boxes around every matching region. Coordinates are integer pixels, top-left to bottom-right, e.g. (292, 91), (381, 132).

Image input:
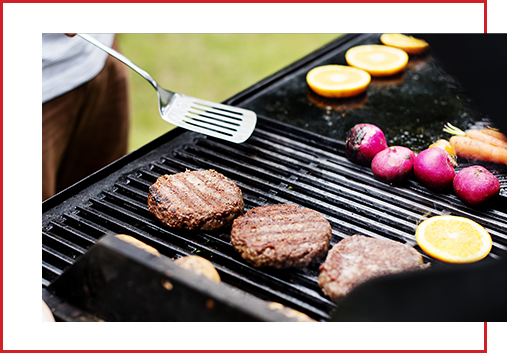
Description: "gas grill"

(42, 33), (507, 322)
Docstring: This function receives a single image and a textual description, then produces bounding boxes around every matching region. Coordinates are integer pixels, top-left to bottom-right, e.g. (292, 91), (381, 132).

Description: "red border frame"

(0, 0), (496, 352)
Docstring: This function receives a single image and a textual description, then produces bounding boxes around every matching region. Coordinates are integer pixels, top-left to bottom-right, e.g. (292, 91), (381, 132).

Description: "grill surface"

(42, 116), (507, 321)
(42, 33), (507, 321)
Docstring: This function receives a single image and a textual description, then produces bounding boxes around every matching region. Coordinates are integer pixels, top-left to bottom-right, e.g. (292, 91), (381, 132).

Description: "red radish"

(345, 123), (388, 166)
(414, 148), (456, 191)
(371, 146), (416, 184)
(453, 166), (500, 207)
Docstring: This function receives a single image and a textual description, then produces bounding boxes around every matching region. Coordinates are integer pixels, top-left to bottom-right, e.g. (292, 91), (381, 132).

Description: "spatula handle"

(77, 33), (159, 90)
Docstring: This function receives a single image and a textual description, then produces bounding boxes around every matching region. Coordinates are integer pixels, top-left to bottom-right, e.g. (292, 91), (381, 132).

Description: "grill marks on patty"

(318, 235), (429, 301)
(231, 204), (332, 269)
(148, 170), (244, 230)
(161, 172), (227, 211)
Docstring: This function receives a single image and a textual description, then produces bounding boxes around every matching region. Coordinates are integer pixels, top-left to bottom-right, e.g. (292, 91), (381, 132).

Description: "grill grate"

(42, 116), (507, 321)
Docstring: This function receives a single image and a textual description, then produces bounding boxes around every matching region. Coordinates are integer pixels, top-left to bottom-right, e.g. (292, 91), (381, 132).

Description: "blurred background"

(116, 33), (341, 152)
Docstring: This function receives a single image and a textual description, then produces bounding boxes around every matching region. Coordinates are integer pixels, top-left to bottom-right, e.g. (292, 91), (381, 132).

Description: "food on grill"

(371, 146), (415, 184)
(429, 139), (457, 166)
(147, 169), (244, 230)
(230, 204), (332, 269)
(174, 255), (221, 283)
(444, 123), (507, 149)
(318, 235), (429, 301)
(115, 234), (161, 257)
(306, 65), (371, 98)
(480, 128), (507, 143)
(267, 302), (316, 322)
(465, 129), (507, 149)
(345, 44), (409, 76)
(443, 123), (507, 165)
(453, 166), (500, 207)
(416, 215), (492, 264)
(414, 148), (456, 191)
(449, 136), (507, 166)
(345, 123), (388, 166)
(380, 33), (429, 54)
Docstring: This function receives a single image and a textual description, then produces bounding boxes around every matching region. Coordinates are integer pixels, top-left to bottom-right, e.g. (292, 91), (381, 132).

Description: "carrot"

(443, 123), (507, 149)
(449, 136), (507, 165)
(465, 129), (507, 149)
(480, 128), (507, 143)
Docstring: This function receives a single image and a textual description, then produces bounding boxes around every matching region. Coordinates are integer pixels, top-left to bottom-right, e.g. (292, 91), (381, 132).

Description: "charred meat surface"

(318, 235), (429, 301)
(148, 169), (244, 230)
(230, 204), (332, 269)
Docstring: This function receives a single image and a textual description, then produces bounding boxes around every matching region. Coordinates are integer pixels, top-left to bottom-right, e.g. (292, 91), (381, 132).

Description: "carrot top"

(443, 123), (466, 136)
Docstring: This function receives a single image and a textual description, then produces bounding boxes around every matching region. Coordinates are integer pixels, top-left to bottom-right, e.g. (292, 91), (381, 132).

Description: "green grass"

(117, 33), (341, 152)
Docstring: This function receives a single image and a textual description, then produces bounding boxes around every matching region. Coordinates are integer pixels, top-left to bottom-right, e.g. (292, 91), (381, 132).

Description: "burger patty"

(230, 204), (332, 269)
(318, 235), (429, 301)
(148, 169), (244, 231)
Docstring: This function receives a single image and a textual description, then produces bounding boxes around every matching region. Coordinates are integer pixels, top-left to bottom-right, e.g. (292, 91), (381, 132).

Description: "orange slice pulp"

(380, 33), (429, 54)
(345, 45), (408, 77)
(415, 215), (492, 264)
(306, 65), (371, 98)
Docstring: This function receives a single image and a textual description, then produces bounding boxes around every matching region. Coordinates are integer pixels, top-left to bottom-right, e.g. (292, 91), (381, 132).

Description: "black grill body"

(43, 33), (507, 322)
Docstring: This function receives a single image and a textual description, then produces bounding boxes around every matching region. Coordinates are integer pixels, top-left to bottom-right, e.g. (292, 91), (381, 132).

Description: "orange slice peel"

(306, 65), (371, 98)
(415, 215), (492, 264)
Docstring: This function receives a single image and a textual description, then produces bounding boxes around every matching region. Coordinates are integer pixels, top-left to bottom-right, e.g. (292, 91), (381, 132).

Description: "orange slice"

(380, 33), (429, 54)
(345, 45), (408, 77)
(306, 65), (371, 98)
(429, 139), (456, 157)
(415, 215), (492, 264)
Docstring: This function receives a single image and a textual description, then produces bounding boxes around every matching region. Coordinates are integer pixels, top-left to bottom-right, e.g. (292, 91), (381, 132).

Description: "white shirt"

(42, 33), (115, 103)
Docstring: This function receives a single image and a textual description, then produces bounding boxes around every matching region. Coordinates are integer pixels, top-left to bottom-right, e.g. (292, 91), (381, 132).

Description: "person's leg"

(42, 87), (82, 201)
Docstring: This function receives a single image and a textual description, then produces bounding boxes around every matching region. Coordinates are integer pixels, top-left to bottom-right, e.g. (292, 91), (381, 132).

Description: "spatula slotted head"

(162, 94), (257, 143)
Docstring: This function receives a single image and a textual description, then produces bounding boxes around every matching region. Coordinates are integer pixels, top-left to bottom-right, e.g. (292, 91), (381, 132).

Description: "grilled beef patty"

(230, 204), (332, 269)
(148, 170), (244, 230)
(318, 235), (429, 301)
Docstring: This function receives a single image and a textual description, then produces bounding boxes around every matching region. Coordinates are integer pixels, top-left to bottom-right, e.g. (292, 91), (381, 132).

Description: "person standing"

(42, 33), (130, 201)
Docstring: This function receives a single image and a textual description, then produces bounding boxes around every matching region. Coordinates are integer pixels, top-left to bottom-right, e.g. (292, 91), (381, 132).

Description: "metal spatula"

(78, 34), (257, 143)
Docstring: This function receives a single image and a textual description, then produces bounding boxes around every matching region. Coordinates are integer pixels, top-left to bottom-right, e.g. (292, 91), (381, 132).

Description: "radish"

(453, 166), (500, 207)
(371, 146), (416, 184)
(414, 148), (456, 191)
(345, 123), (388, 166)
